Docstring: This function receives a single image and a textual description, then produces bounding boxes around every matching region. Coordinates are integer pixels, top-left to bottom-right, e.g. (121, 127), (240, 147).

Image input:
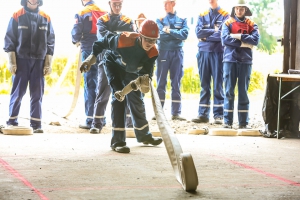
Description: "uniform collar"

(24, 6), (39, 13)
(234, 15), (246, 22)
(210, 6), (220, 13)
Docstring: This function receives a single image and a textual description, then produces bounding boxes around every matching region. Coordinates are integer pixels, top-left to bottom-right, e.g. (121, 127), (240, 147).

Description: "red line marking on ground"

(212, 154), (300, 187)
(38, 185), (181, 192)
(0, 158), (49, 200)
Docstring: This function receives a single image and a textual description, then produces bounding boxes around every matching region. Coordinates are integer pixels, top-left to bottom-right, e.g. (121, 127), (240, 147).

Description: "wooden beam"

(290, 0), (297, 70)
(283, 0), (291, 73)
(296, 0), (300, 70)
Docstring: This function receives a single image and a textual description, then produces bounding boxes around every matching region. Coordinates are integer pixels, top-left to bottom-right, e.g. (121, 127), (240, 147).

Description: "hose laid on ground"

(150, 83), (198, 191)
(51, 48), (82, 118)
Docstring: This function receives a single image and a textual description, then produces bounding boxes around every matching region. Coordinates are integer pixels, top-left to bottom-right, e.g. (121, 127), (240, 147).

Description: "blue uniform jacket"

(156, 12), (189, 51)
(92, 32), (158, 78)
(195, 6), (229, 52)
(96, 13), (134, 64)
(71, 1), (106, 51)
(221, 16), (260, 64)
(4, 6), (55, 59)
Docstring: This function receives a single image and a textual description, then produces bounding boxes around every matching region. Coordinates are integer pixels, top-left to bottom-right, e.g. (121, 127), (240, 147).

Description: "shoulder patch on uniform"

(218, 8), (229, 17)
(12, 8), (26, 22)
(200, 10), (209, 17)
(100, 13), (110, 22)
(39, 11), (51, 22)
(225, 17), (236, 26)
(245, 18), (255, 27)
(78, 7), (91, 16)
(88, 4), (107, 13)
(120, 15), (132, 24)
(117, 34), (136, 48)
(146, 46), (158, 59)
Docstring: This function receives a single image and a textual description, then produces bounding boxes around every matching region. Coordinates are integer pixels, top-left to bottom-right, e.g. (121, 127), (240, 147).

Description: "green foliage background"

(0, 56), (265, 98)
(249, 0), (282, 54)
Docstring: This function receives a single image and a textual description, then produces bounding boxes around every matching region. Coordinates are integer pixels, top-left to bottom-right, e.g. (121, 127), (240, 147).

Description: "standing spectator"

(3, 0), (55, 133)
(155, 0), (189, 121)
(80, 20), (163, 153)
(71, 0), (106, 132)
(90, 0), (134, 134)
(221, 0), (260, 129)
(192, 0), (229, 124)
(135, 13), (147, 31)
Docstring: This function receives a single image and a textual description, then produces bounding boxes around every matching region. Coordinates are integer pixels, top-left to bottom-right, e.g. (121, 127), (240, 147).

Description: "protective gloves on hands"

(230, 34), (242, 40)
(7, 52), (17, 75)
(43, 55), (53, 76)
(75, 42), (81, 47)
(136, 74), (150, 93)
(80, 54), (97, 73)
(114, 74), (150, 102)
(240, 42), (253, 49)
(163, 27), (170, 34)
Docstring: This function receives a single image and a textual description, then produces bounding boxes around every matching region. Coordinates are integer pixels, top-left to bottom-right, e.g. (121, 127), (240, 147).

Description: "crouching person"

(80, 19), (163, 153)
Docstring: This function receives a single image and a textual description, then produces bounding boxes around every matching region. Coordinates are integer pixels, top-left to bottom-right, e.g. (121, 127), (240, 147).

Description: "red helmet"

(139, 19), (159, 39)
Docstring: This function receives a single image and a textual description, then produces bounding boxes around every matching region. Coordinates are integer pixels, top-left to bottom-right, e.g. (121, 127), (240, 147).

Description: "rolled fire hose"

(150, 83), (198, 191)
(51, 48), (82, 118)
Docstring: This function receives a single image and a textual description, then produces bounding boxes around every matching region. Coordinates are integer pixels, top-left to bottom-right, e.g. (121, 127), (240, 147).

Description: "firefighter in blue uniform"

(221, 0), (260, 129)
(80, 20), (163, 153)
(89, 0), (134, 134)
(155, 0), (189, 121)
(71, 0), (106, 131)
(192, 0), (230, 124)
(4, 0), (55, 133)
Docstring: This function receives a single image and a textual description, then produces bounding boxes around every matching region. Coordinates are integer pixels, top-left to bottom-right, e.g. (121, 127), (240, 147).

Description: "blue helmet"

(21, 0), (43, 6)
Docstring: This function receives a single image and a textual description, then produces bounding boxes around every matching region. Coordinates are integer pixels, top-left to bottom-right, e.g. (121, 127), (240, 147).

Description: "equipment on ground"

(188, 126), (209, 135)
(150, 83), (198, 191)
(209, 128), (238, 136)
(50, 48), (82, 118)
(1, 126), (33, 135)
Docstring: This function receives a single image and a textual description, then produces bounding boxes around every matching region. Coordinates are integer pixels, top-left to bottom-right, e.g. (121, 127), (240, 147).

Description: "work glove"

(43, 55), (53, 76)
(136, 74), (150, 93)
(80, 54), (97, 73)
(75, 42), (81, 47)
(114, 74), (150, 102)
(7, 52), (17, 75)
(240, 42), (253, 49)
(230, 34), (242, 40)
(163, 25), (170, 34)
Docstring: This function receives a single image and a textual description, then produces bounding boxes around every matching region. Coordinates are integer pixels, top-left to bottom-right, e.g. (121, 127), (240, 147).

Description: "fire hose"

(114, 79), (199, 191)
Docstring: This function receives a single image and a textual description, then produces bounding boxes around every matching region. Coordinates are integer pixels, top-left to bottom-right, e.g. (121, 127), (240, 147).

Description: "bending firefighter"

(3, 0), (55, 133)
(80, 20), (163, 153)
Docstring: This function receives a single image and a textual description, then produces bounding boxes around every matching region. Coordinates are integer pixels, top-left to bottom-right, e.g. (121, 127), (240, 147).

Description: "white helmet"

(231, 0), (252, 17)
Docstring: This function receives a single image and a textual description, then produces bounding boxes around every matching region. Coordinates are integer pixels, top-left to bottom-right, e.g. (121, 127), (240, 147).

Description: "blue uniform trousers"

(7, 58), (44, 129)
(82, 50), (99, 126)
(91, 62), (110, 129)
(197, 51), (224, 119)
(223, 62), (252, 126)
(156, 49), (184, 116)
(104, 63), (152, 147)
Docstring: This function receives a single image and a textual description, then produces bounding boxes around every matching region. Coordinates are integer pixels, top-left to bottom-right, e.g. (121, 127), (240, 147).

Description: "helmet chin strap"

(27, 0), (40, 5)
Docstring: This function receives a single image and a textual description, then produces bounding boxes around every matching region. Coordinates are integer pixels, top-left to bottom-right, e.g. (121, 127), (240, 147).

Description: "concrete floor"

(0, 133), (300, 200)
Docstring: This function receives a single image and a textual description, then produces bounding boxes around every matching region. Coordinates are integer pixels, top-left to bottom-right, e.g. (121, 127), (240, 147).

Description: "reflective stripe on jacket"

(4, 6), (55, 59)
